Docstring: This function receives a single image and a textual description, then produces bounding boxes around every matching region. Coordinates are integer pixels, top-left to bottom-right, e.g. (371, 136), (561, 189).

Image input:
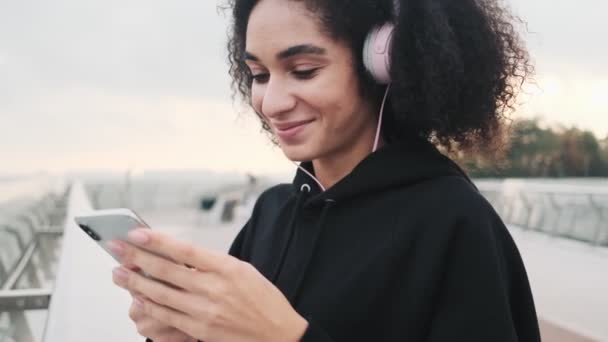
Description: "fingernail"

(113, 267), (129, 281)
(107, 241), (125, 257)
(128, 229), (149, 245)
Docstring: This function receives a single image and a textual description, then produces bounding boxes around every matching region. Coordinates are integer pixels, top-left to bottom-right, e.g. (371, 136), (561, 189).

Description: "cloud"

(511, 0), (608, 76)
(1, 0), (607, 175)
(0, 0), (232, 99)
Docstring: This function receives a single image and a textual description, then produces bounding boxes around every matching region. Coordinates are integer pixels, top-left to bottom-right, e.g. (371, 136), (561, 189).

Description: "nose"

(260, 76), (296, 119)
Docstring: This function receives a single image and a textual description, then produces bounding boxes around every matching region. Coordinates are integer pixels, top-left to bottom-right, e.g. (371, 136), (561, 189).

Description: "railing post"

(535, 193), (548, 232)
(503, 193), (515, 225)
(589, 195), (606, 246)
(519, 192), (533, 230)
(547, 193), (564, 236)
(564, 195), (581, 240)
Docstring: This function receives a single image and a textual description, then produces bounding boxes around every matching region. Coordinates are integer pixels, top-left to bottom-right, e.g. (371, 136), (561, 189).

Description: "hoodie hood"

(292, 136), (475, 208)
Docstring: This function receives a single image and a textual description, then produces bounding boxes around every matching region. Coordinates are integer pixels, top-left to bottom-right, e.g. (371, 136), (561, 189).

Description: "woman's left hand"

(108, 228), (308, 342)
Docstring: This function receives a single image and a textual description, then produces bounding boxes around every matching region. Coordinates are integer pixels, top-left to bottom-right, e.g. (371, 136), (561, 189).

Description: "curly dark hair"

(222, 0), (533, 157)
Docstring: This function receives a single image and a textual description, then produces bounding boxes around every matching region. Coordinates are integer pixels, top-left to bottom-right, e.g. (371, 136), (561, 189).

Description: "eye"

(292, 68), (320, 80)
(251, 73), (270, 84)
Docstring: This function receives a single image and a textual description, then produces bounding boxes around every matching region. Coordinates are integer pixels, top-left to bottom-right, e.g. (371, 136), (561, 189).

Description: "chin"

(280, 143), (318, 162)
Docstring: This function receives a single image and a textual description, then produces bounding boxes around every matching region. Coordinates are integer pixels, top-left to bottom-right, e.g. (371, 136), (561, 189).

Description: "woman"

(109, 0), (540, 341)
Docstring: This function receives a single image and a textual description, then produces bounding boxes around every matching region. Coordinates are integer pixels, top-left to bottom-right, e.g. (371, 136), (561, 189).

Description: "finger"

(123, 258), (184, 291)
(112, 266), (200, 316)
(117, 241), (209, 293)
(135, 297), (203, 340)
(124, 263), (141, 272)
(135, 316), (176, 338)
(126, 228), (229, 273)
(129, 289), (146, 300)
(129, 298), (177, 337)
(129, 298), (147, 321)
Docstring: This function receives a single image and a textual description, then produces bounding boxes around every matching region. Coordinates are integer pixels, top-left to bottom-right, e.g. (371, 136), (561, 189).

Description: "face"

(245, 0), (377, 162)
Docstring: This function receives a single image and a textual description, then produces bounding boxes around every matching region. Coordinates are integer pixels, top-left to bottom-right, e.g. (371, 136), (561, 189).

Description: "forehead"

(245, 0), (329, 54)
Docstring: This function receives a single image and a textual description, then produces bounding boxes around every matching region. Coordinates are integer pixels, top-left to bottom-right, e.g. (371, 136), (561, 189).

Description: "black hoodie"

(228, 137), (541, 342)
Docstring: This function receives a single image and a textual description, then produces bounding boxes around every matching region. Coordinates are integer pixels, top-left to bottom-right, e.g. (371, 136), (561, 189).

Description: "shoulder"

(434, 176), (505, 235)
(402, 175), (497, 222)
(392, 175), (509, 253)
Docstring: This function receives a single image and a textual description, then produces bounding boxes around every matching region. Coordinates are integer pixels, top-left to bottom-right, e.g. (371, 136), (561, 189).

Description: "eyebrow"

(244, 44), (327, 62)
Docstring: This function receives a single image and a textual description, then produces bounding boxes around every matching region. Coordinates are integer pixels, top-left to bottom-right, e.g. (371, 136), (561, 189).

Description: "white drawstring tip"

(293, 161), (326, 192)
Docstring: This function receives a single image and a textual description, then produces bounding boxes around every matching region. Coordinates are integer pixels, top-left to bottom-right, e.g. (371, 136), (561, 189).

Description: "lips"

(273, 119), (315, 131)
(272, 119), (315, 140)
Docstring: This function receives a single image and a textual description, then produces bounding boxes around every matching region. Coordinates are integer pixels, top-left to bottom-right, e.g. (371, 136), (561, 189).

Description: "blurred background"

(1, 0), (606, 341)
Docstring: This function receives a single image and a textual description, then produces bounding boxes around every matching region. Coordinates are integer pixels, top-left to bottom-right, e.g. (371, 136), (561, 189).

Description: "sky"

(1, 0), (606, 175)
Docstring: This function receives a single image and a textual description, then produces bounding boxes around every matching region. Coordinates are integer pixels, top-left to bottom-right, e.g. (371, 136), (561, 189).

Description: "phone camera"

(78, 224), (101, 241)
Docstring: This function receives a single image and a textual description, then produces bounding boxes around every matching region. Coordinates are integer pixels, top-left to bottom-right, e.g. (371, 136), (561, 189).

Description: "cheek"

(316, 86), (360, 127)
(311, 67), (362, 126)
(251, 85), (264, 114)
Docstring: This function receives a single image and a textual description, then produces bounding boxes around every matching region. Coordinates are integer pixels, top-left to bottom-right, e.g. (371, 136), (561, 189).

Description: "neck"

(312, 121), (385, 190)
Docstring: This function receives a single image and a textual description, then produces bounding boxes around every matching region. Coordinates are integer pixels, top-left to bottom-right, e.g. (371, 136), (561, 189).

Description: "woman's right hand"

(125, 265), (195, 342)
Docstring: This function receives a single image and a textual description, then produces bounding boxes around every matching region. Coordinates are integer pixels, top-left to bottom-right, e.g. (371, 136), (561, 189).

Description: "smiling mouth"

(275, 119), (315, 132)
(274, 119), (315, 140)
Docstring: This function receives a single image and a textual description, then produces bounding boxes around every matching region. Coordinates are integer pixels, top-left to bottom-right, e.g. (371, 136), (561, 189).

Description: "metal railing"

(476, 179), (608, 247)
(0, 183), (69, 342)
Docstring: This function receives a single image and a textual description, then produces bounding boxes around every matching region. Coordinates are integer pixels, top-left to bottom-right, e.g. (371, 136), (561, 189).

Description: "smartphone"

(74, 208), (151, 263)
(74, 208), (193, 286)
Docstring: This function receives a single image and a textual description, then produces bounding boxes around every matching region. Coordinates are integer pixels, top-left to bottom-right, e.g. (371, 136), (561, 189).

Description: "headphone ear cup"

(363, 23), (394, 84)
(362, 29), (375, 79)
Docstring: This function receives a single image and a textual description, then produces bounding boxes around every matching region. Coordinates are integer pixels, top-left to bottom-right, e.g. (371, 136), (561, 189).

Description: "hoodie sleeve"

(425, 213), (540, 342)
(228, 184), (289, 260)
(228, 218), (250, 259)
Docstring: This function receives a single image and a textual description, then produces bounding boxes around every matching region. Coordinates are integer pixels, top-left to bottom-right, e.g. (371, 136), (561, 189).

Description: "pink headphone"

(363, 0), (399, 84)
(363, 0), (400, 153)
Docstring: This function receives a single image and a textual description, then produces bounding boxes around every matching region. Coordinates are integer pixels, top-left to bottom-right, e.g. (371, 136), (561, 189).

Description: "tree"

(462, 119), (608, 178)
